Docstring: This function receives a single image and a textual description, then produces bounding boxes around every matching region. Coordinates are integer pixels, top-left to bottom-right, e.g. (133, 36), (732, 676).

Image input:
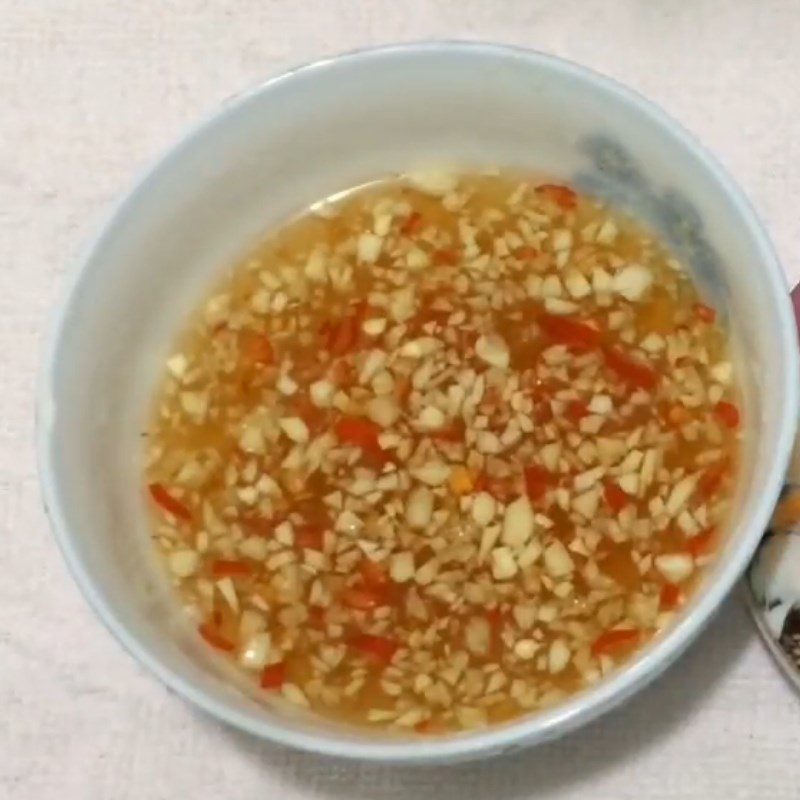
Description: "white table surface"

(4, 2), (800, 798)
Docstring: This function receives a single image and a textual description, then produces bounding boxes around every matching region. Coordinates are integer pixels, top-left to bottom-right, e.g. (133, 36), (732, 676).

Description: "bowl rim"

(36, 40), (800, 762)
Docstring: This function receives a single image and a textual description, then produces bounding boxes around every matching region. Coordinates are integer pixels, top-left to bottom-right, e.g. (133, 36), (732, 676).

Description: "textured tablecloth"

(4, 2), (800, 798)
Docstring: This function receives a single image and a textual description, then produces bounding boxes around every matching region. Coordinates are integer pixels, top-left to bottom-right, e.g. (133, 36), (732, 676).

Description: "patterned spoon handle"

(744, 285), (800, 676)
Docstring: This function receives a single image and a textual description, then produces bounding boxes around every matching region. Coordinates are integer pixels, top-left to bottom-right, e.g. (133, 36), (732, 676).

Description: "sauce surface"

(145, 171), (740, 733)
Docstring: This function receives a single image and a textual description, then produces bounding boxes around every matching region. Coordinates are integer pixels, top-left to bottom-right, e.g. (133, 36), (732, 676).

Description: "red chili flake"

(604, 482), (630, 513)
(260, 662), (286, 690)
(538, 313), (602, 349)
(400, 211), (423, 235)
(660, 583), (682, 610)
(664, 402), (692, 427)
(433, 421), (465, 443)
(295, 525), (325, 551)
(334, 416), (383, 453)
(603, 346), (658, 391)
(394, 376), (412, 404)
(472, 471), (489, 493)
(347, 633), (399, 665)
(693, 302), (717, 324)
(307, 606), (327, 628)
(698, 460), (729, 499)
(359, 558), (390, 589)
(432, 248), (459, 266)
(591, 628), (639, 656)
(328, 359), (355, 388)
(535, 183), (578, 210)
(198, 622), (234, 652)
(686, 528), (716, 558)
(341, 586), (386, 610)
(296, 400), (327, 438)
(241, 333), (275, 365)
(713, 401), (740, 429)
(566, 400), (589, 422)
(533, 399), (553, 424)
(241, 515), (275, 537)
(485, 606), (505, 635)
(414, 719), (444, 735)
(523, 465), (552, 501)
(211, 559), (252, 579)
(483, 476), (517, 502)
(516, 246), (539, 260)
(148, 483), (192, 521)
(322, 301), (370, 356)
(324, 315), (361, 355)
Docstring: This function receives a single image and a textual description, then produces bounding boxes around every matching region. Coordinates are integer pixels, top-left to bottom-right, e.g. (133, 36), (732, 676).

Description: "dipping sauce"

(144, 171), (740, 733)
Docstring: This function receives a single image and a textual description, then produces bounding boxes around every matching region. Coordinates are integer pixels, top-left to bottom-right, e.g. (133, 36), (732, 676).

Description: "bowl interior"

(39, 44), (797, 760)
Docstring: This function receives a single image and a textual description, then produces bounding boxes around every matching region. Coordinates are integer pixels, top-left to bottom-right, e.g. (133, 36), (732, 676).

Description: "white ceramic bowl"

(38, 42), (799, 762)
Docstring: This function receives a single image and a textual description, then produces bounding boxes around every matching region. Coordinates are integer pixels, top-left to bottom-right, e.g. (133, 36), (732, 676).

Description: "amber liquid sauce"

(147, 173), (739, 731)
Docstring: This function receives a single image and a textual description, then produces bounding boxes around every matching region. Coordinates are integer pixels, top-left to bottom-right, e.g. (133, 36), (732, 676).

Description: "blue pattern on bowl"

(575, 135), (728, 313)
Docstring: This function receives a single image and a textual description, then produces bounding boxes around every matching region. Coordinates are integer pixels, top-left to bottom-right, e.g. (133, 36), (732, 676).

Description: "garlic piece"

(612, 264), (652, 301)
(543, 540), (574, 577)
(406, 486), (434, 529)
(410, 461), (451, 486)
(540, 442), (561, 472)
(514, 639), (539, 660)
(479, 524), (502, 561)
(501, 495), (535, 547)
(471, 492), (497, 527)
(476, 431), (502, 454)
(551, 229), (573, 251)
(548, 639), (571, 673)
(366, 396), (401, 428)
(215, 577), (239, 612)
(596, 218), (618, 244)
(416, 406), (446, 431)
(544, 297), (579, 315)
(310, 379), (335, 408)
(572, 489), (600, 519)
(475, 333), (510, 369)
(276, 373), (298, 396)
(415, 558), (440, 586)
(362, 317), (387, 336)
(238, 632), (271, 670)
(168, 549), (199, 578)
(406, 248), (430, 270)
(665, 475), (697, 516)
(400, 337), (440, 358)
(239, 536), (269, 561)
(280, 417), (309, 444)
(465, 616), (491, 656)
(564, 270), (592, 299)
(282, 683), (310, 707)
(541, 275), (563, 298)
(655, 553), (694, 583)
(618, 473), (639, 496)
(574, 466), (605, 493)
(405, 169), (458, 196)
(357, 232), (382, 263)
(166, 353), (188, 379)
(491, 546), (518, 580)
(592, 267), (613, 294)
(588, 395), (613, 415)
(359, 349), (388, 384)
(710, 362), (732, 385)
(389, 551), (416, 583)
